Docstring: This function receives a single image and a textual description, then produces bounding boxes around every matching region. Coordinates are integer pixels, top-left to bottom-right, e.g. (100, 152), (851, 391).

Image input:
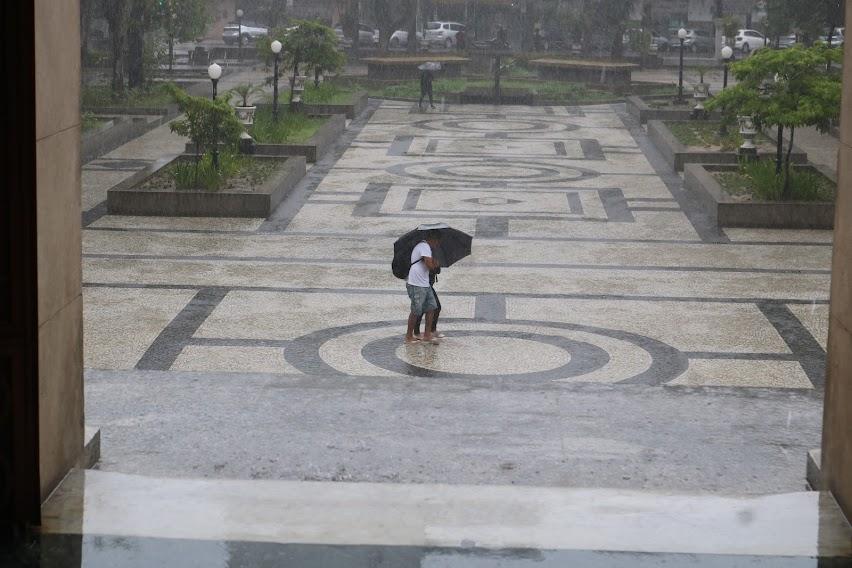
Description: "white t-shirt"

(407, 241), (432, 287)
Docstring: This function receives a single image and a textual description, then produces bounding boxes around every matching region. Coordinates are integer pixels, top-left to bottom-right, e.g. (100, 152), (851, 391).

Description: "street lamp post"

(208, 63), (223, 169)
(719, 45), (733, 136)
(271, 40), (282, 122)
(677, 27), (687, 104)
(237, 8), (244, 62)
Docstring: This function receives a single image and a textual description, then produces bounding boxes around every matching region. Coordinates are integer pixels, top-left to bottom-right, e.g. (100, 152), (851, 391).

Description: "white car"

(424, 21), (466, 49)
(334, 24), (379, 47)
(389, 29), (424, 49)
(734, 29), (768, 54)
(222, 22), (268, 45)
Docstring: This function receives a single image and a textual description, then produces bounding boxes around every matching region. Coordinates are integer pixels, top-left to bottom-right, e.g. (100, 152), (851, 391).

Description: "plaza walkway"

(82, 100), (832, 493)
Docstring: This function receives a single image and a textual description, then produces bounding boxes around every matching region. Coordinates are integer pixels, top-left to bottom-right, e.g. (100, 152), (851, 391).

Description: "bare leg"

(423, 310), (435, 341)
(406, 312), (419, 341)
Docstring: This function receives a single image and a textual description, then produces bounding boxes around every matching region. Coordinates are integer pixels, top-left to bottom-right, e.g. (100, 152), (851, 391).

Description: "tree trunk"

(408, 0), (418, 53)
(783, 126), (795, 200)
(776, 124), (783, 175)
(104, 0), (129, 98)
(290, 58), (300, 104)
(126, 0), (146, 89)
(610, 25), (624, 59)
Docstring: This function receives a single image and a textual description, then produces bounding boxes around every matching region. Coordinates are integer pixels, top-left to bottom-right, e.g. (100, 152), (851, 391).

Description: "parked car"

(777, 33), (799, 49)
(672, 29), (714, 53)
(819, 27), (844, 47)
(734, 29), (768, 54)
(222, 22), (268, 45)
(334, 23), (379, 47)
(424, 21), (466, 49)
(622, 29), (670, 52)
(389, 29), (424, 49)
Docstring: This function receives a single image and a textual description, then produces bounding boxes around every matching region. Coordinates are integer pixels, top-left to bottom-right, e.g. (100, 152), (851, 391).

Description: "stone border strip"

(135, 287), (228, 371)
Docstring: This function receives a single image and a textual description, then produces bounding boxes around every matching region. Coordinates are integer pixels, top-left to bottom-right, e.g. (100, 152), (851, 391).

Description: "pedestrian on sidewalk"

(419, 68), (435, 111)
(405, 231), (442, 344)
(414, 265), (443, 340)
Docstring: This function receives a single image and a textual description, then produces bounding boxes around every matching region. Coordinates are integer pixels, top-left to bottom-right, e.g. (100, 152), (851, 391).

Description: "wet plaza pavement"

(80, 101), (833, 492)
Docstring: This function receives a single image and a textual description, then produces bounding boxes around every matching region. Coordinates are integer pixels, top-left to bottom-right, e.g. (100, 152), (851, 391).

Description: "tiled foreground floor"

(9, 469), (851, 567)
(82, 102), (833, 491)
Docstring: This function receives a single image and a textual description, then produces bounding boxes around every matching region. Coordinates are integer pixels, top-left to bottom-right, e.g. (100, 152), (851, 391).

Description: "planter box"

(187, 114), (345, 163)
(684, 163), (836, 229)
(647, 120), (808, 173)
(363, 56), (469, 80)
(107, 154), (307, 218)
(82, 115), (171, 163)
(301, 90), (368, 120)
(530, 58), (638, 88)
(627, 94), (721, 124)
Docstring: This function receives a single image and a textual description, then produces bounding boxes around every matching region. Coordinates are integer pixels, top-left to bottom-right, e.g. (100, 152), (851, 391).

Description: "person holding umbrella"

(393, 223), (473, 344)
(418, 62), (439, 111)
(405, 230), (442, 344)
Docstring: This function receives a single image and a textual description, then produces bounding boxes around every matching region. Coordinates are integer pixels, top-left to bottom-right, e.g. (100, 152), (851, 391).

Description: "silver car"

(389, 29), (424, 49)
(222, 22), (268, 45)
(425, 21), (466, 49)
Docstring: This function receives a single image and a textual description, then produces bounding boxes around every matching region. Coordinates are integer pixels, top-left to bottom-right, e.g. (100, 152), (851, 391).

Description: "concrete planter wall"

(627, 94), (721, 124)
(684, 163), (836, 229)
(81, 115), (171, 164)
(186, 114), (345, 163)
(301, 90), (368, 120)
(647, 120), (808, 172)
(107, 154), (307, 218)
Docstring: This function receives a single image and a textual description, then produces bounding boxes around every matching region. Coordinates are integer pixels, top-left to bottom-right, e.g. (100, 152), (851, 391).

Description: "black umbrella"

(393, 222), (473, 268)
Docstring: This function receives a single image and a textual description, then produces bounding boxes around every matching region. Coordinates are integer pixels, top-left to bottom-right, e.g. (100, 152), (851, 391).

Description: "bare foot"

(404, 336), (421, 344)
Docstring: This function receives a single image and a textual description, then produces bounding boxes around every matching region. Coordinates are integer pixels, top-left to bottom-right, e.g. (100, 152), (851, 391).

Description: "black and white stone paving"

(81, 102), (833, 491)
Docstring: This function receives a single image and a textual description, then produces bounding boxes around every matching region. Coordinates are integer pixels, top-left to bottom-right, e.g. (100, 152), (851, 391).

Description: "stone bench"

(530, 58), (638, 88)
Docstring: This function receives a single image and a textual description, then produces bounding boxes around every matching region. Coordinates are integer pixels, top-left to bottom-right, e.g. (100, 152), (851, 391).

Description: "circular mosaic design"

(413, 117), (580, 134)
(284, 319), (688, 385)
(387, 159), (599, 185)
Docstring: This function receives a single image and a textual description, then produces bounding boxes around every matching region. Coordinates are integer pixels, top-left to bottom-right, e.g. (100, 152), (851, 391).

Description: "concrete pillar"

(821, 0), (852, 522)
(34, 0), (84, 501)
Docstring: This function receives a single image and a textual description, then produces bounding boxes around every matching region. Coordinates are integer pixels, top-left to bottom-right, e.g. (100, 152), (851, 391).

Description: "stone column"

(821, 0), (852, 521)
(34, 0), (85, 501)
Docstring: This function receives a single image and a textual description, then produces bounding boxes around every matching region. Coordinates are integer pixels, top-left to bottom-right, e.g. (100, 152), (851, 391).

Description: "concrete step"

(32, 469), (852, 566)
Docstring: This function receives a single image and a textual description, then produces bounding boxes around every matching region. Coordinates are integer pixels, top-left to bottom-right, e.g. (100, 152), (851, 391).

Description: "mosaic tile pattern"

(83, 102), (831, 390)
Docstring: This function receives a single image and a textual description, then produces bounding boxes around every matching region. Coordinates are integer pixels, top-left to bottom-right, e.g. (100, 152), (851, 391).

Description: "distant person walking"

(405, 231), (442, 344)
(419, 68), (435, 111)
(456, 28), (466, 51)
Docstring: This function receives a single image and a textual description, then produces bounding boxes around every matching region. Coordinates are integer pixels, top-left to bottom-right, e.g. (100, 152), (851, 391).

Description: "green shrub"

(718, 159), (835, 202)
(251, 107), (325, 143)
(171, 152), (241, 191)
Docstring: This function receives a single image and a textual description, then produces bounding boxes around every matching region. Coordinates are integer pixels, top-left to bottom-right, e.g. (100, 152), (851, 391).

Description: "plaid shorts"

(406, 284), (438, 316)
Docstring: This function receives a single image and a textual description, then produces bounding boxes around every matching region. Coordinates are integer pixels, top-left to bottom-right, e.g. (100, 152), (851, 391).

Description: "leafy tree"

(277, 21), (346, 98)
(706, 45), (841, 199)
(372, 0), (415, 50)
(167, 86), (244, 176)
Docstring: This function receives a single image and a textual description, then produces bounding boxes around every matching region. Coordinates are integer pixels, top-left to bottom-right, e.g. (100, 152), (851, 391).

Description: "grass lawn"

(141, 153), (284, 192)
(82, 83), (176, 108)
(715, 160), (835, 202)
(251, 107), (326, 144)
(302, 83), (358, 105)
(666, 120), (772, 151)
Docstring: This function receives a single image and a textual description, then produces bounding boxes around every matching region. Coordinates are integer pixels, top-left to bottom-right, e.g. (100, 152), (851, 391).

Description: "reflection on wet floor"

(10, 469), (849, 567)
(6, 535), (852, 567)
